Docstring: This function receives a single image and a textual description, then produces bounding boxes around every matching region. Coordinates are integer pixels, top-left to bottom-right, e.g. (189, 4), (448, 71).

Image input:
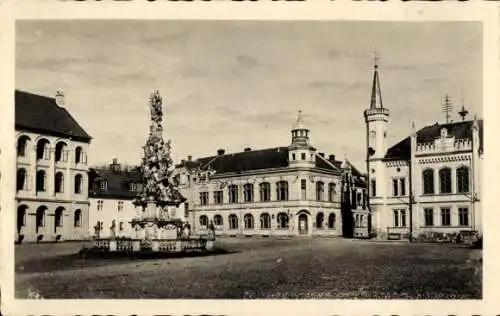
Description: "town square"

(13, 19), (483, 299)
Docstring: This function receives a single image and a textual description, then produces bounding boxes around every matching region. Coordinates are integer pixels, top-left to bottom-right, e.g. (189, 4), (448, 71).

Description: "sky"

(16, 20), (483, 171)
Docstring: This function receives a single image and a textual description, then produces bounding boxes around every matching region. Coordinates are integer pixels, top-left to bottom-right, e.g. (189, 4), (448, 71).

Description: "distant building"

(365, 62), (483, 240)
(15, 90), (92, 243)
(176, 112), (367, 238)
(88, 159), (141, 239)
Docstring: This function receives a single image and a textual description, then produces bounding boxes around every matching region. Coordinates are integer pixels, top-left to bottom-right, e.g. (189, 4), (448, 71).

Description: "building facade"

(176, 113), (367, 238)
(365, 63), (483, 241)
(15, 90), (92, 242)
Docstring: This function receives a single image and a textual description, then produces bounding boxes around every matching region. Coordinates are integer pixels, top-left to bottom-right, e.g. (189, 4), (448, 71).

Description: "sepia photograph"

(12, 18), (486, 301)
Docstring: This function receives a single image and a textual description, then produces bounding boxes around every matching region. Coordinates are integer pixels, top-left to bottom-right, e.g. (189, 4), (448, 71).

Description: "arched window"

(328, 213), (336, 229)
(229, 214), (238, 230)
(17, 136), (30, 157)
(36, 170), (46, 192)
(199, 215), (208, 227)
(36, 206), (46, 232)
(456, 166), (470, 193)
(276, 181), (289, 201)
(328, 183), (336, 202)
(17, 168), (27, 191)
(244, 213), (254, 229)
(55, 172), (64, 193)
(260, 213), (271, 229)
(277, 212), (289, 229)
(74, 174), (83, 194)
(243, 183), (254, 202)
(439, 168), (452, 194)
(316, 181), (325, 201)
(75, 146), (83, 164)
(55, 207), (64, 228)
(422, 169), (434, 194)
(55, 142), (68, 162)
(316, 212), (324, 229)
(228, 185), (238, 203)
(17, 205), (27, 232)
(259, 182), (270, 201)
(36, 139), (50, 160)
(74, 209), (82, 227)
(214, 214), (223, 226)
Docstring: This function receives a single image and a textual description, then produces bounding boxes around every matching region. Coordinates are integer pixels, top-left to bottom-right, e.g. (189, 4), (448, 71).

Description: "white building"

(364, 62), (483, 241)
(15, 90), (91, 243)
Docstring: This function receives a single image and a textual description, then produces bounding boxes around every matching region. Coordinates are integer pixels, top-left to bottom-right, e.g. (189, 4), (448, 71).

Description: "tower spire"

(442, 94), (453, 124)
(458, 89), (469, 121)
(370, 48), (383, 109)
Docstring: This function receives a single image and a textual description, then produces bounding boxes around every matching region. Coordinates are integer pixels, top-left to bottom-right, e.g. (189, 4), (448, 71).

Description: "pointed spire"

(292, 109), (307, 131)
(370, 49), (384, 109)
(458, 90), (469, 121)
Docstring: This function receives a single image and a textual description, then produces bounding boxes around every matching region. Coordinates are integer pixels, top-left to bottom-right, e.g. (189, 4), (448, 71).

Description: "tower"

(288, 110), (316, 168)
(363, 53), (390, 234)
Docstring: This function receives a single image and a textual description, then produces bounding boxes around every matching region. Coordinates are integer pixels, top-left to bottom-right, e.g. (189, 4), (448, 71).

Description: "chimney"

(244, 147), (251, 152)
(329, 154), (336, 161)
(217, 149), (225, 155)
(55, 90), (65, 107)
(187, 155), (192, 161)
(319, 152), (325, 158)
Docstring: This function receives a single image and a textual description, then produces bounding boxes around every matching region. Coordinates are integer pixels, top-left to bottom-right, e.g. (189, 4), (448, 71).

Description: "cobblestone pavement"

(15, 238), (482, 299)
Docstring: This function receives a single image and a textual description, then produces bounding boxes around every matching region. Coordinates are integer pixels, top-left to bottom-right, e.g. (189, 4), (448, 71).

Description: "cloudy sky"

(16, 20), (482, 170)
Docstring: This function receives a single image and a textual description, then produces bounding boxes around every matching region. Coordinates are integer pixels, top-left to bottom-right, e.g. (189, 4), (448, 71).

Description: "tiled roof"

(88, 168), (141, 200)
(177, 147), (343, 175)
(15, 90), (92, 142)
(385, 119), (484, 160)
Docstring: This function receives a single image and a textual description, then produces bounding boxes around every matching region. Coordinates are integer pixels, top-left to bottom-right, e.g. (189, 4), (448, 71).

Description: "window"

(292, 153), (296, 160)
(392, 179), (399, 196)
(17, 168), (27, 191)
(229, 214), (238, 230)
(74, 174), (83, 194)
(400, 178), (406, 196)
(356, 192), (362, 205)
(129, 183), (137, 192)
(422, 169), (434, 194)
(371, 180), (376, 197)
(301, 153), (306, 160)
(316, 212), (324, 229)
(277, 212), (289, 229)
(393, 209), (407, 227)
(36, 170), (46, 192)
(55, 208), (64, 227)
(55, 172), (64, 193)
(17, 205), (27, 229)
(214, 214), (223, 226)
(36, 139), (50, 160)
(228, 185), (238, 203)
(301, 179), (307, 200)
(36, 206), (46, 230)
(328, 213), (336, 229)
(328, 183), (336, 202)
(199, 215), (208, 227)
(260, 213), (271, 229)
(424, 208), (434, 226)
(118, 201), (124, 211)
(456, 166), (470, 193)
(276, 181), (289, 201)
(17, 136), (29, 157)
(244, 213), (254, 229)
(439, 168), (452, 194)
(214, 191), (223, 204)
(316, 181), (325, 201)
(97, 200), (104, 211)
(459, 207), (469, 226)
(259, 182), (270, 201)
(75, 147), (86, 164)
(99, 180), (108, 191)
(392, 178), (406, 196)
(244, 184), (254, 202)
(74, 209), (82, 227)
(199, 192), (209, 205)
(441, 207), (451, 226)
(55, 142), (68, 162)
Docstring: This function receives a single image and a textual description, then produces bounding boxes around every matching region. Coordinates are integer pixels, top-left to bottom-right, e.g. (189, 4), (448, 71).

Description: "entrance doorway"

(298, 213), (308, 234)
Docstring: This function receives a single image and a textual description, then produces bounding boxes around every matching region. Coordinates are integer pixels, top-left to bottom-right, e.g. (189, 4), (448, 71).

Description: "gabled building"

(176, 112), (367, 238)
(15, 90), (92, 243)
(364, 61), (483, 241)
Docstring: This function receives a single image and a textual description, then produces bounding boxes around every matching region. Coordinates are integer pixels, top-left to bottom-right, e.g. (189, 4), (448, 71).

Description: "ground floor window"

(424, 208), (434, 226)
(36, 206), (46, 232)
(74, 209), (82, 227)
(328, 213), (336, 229)
(316, 212), (324, 229)
(393, 209), (407, 227)
(244, 213), (254, 229)
(441, 208), (451, 226)
(214, 214), (223, 227)
(260, 213), (271, 229)
(17, 205), (27, 231)
(458, 207), (469, 226)
(199, 215), (208, 227)
(277, 212), (289, 229)
(229, 214), (238, 230)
